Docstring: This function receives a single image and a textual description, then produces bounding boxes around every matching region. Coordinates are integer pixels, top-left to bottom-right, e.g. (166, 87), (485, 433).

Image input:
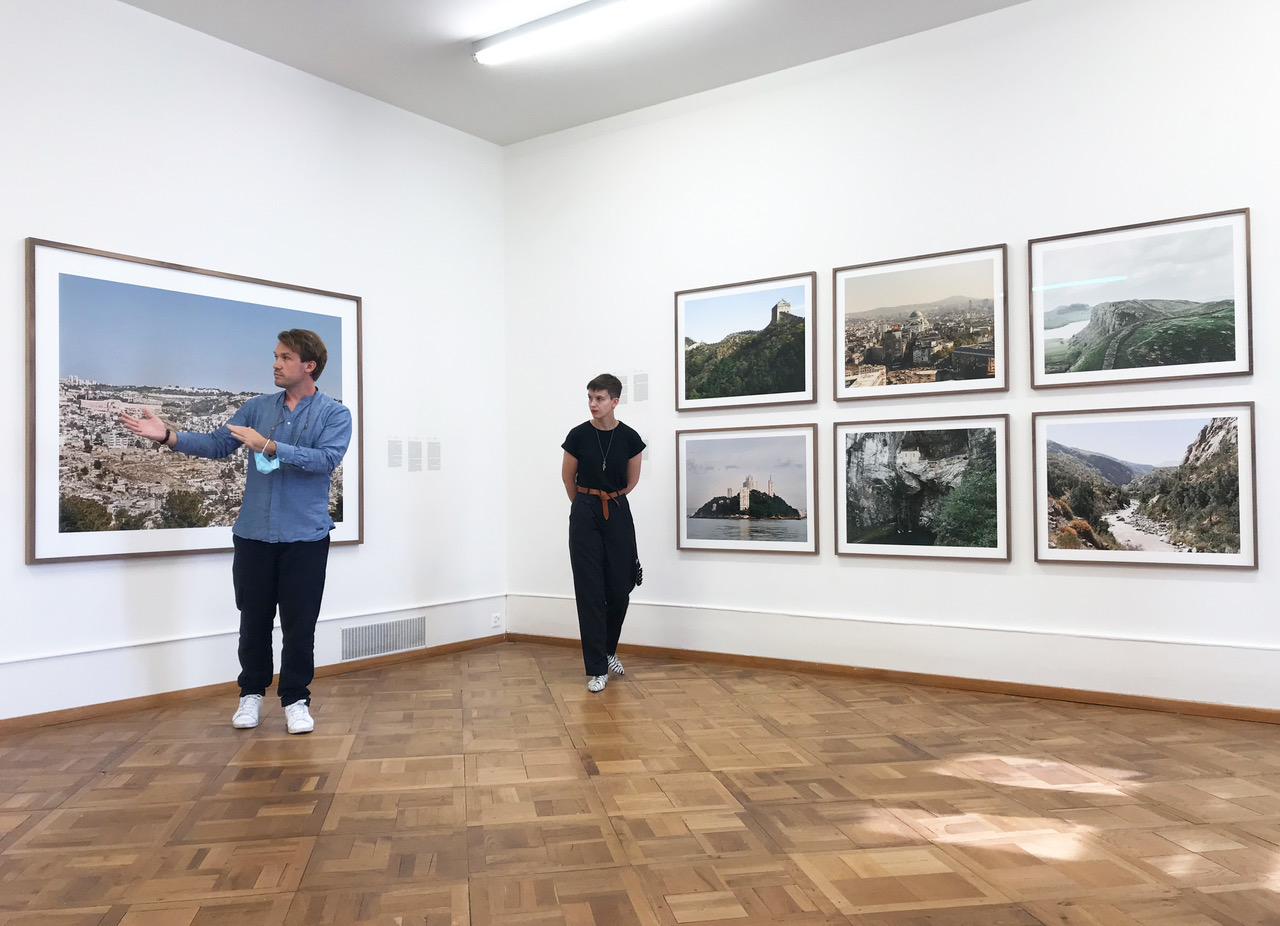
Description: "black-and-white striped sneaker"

(587, 674), (608, 692)
(607, 654), (625, 676)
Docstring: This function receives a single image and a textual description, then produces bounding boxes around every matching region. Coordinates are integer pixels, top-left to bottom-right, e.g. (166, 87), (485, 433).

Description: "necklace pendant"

(602, 462), (607, 470)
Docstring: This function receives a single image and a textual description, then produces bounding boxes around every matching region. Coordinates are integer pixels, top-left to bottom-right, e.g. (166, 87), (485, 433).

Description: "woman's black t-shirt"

(562, 420), (646, 493)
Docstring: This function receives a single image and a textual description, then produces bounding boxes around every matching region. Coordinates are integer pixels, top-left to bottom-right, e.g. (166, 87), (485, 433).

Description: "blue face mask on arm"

(254, 451), (280, 474)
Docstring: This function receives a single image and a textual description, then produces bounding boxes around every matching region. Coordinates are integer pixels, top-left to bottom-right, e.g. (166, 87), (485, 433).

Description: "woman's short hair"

(586, 373), (622, 399)
(278, 329), (328, 381)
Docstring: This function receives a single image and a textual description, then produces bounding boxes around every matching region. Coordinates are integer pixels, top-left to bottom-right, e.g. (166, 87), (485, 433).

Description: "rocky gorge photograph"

(835, 416), (1008, 559)
(1034, 405), (1256, 567)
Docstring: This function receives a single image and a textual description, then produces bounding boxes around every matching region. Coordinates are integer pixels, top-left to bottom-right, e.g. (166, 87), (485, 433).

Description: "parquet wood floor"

(3, 643), (1280, 924)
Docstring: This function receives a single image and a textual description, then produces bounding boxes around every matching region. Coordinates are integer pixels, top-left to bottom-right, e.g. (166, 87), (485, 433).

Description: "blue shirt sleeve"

(172, 403), (251, 459)
(274, 402), (352, 473)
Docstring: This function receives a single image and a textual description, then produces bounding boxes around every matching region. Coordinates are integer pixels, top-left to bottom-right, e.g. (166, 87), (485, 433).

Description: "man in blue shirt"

(120, 329), (351, 734)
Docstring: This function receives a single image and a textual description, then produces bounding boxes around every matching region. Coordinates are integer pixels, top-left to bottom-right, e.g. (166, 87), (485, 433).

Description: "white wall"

(0, 1), (508, 719)
(505, 0), (1280, 707)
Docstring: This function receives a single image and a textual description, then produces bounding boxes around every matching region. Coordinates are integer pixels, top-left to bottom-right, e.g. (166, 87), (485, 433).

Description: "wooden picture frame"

(1029, 209), (1252, 388)
(1032, 403), (1257, 568)
(676, 423), (818, 553)
(834, 245), (1008, 400)
(675, 272), (817, 411)
(26, 238), (364, 563)
(835, 414), (1010, 560)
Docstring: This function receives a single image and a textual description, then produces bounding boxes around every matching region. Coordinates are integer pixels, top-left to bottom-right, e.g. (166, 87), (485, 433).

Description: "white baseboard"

(0, 596), (506, 720)
(506, 594), (1280, 711)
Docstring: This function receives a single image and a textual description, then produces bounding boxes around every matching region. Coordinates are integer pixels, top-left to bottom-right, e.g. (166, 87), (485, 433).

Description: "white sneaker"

(587, 674), (608, 693)
(285, 700), (315, 734)
(607, 654), (626, 676)
(232, 694), (263, 729)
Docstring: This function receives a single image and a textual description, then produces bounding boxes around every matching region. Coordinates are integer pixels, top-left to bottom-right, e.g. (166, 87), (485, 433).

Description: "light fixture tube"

(471, 0), (640, 66)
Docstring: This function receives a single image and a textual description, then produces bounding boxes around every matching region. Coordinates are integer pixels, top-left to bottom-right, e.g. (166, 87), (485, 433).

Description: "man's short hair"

(278, 329), (328, 381)
(587, 373), (622, 399)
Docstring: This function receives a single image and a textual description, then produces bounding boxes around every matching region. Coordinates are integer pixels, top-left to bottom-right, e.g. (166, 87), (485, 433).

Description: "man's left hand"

(228, 425), (269, 453)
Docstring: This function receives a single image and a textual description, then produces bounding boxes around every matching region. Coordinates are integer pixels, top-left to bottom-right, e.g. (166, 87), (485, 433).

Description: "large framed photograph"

(676, 424), (818, 553)
(1033, 404), (1256, 568)
(834, 245), (1007, 400)
(675, 272), (816, 411)
(1030, 209), (1252, 388)
(835, 415), (1009, 560)
(27, 239), (363, 564)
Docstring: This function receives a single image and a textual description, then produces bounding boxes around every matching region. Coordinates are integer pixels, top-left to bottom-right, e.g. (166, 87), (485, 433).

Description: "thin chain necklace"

(594, 422), (617, 471)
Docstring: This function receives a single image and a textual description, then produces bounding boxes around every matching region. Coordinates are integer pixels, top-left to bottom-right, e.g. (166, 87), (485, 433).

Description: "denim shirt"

(174, 390), (352, 543)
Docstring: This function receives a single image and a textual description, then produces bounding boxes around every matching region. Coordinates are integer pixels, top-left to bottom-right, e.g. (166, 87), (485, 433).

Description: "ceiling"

(118, 0), (1030, 146)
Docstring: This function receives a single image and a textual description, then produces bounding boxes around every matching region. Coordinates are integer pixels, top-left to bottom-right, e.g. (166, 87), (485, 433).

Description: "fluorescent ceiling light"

(472, 0), (699, 66)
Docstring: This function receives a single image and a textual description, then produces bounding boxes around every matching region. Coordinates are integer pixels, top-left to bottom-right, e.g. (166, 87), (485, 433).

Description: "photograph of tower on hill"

(676, 272), (816, 410)
(28, 240), (363, 563)
(677, 424), (817, 553)
(1033, 404), (1256, 568)
(835, 246), (1007, 401)
(1030, 210), (1251, 388)
(835, 415), (1009, 560)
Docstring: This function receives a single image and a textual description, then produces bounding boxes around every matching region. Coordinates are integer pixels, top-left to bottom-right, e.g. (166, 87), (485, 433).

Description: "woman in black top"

(561, 373), (645, 692)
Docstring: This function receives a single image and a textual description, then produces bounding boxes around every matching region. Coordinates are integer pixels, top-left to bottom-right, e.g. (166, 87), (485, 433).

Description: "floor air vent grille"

(341, 616), (427, 661)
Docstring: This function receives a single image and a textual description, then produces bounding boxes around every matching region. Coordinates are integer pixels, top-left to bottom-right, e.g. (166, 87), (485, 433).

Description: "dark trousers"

(232, 534), (330, 706)
(569, 492), (637, 676)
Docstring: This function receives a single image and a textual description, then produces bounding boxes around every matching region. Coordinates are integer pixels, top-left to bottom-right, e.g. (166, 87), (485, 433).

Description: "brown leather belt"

(578, 486), (622, 519)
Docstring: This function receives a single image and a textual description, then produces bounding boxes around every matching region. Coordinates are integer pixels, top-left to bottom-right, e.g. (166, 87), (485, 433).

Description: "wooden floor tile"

(117, 893), (295, 925)
(121, 837), (315, 904)
(467, 779), (609, 825)
(638, 856), (843, 923)
(324, 789), (468, 833)
(935, 833), (1164, 902)
(5, 641), (1280, 924)
(789, 845), (1008, 915)
(465, 748), (588, 785)
(8, 803), (190, 852)
(751, 800), (926, 852)
(336, 755), (465, 792)
(467, 818), (628, 874)
(284, 881), (469, 925)
(470, 867), (661, 926)
(168, 792), (334, 844)
(612, 810), (778, 864)
(594, 773), (744, 816)
(301, 830), (468, 888)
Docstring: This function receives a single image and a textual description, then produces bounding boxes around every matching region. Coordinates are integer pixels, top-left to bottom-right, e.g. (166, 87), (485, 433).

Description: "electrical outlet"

(490, 613), (502, 628)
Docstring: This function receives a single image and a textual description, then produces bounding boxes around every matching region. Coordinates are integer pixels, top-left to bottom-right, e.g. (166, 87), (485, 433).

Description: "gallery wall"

(0, 1), (508, 719)
(504, 0), (1280, 707)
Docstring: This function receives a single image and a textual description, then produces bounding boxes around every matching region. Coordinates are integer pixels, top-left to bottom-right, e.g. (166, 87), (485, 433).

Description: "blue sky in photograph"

(684, 284), (807, 344)
(684, 433), (808, 507)
(58, 274), (343, 399)
(1048, 416), (1217, 467)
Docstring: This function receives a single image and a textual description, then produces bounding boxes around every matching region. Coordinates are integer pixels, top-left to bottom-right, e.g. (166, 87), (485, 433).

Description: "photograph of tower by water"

(835, 415), (1009, 560)
(1030, 210), (1251, 388)
(676, 272), (816, 410)
(677, 424), (818, 553)
(835, 246), (1007, 400)
(28, 240), (362, 563)
(1033, 404), (1257, 568)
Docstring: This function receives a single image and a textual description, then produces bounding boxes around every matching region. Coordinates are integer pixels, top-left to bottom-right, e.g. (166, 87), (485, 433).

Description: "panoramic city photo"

(834, 246), (1007, 400)
(28, 240), (361, 562)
